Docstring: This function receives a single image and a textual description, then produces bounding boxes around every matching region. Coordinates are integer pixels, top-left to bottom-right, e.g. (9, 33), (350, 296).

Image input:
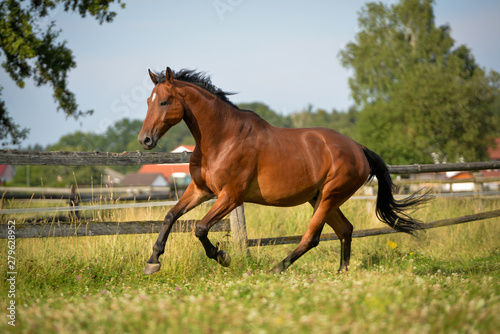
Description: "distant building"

(482, 138), (500, 190)
(487, 138), (500, 161)
(443, 171), (476, 192)
(103, 167), (124, 185)
(0, 165), (16, 186)
(137, 145), (194, 188)
(170, 145), (196, 154)
(121, 173), (168, 187)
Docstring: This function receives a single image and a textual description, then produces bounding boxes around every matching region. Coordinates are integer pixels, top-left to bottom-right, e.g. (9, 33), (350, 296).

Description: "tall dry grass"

(1, 196), (499, 333)
(2, 196), (498, 291)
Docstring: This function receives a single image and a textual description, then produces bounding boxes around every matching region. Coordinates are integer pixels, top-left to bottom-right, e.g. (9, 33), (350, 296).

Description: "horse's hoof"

(144, 262), (161, 275)
(217, 250), (231, 267)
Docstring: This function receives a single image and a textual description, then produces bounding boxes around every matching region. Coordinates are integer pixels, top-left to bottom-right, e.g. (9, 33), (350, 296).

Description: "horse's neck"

(180, 85), (239, 149)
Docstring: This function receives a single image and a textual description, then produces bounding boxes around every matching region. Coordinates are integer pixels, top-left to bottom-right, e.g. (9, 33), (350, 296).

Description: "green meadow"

(1, 197), (499, 333)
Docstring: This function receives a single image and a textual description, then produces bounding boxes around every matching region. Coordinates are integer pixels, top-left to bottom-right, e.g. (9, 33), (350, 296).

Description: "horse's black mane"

(155, 69), (240, 109)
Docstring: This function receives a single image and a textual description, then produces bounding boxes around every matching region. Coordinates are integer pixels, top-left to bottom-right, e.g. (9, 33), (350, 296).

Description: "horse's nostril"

(143, 137), (151, 145)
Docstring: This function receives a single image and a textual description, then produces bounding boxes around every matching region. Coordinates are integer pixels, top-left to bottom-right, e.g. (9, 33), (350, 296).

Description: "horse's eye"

(160, 100), (168, 106)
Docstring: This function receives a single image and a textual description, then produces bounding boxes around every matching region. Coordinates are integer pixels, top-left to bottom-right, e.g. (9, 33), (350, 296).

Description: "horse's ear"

(166, 67), (174, 83)
(148, 69), (158, 84)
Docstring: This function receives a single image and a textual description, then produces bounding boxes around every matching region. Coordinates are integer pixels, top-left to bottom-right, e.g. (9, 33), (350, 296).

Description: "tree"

(0, 0), (125, 146)
(237, 102), (359, 139)
(290, 104), (359, 139)
(97, 118), (143, 153)
(328, 108), (359, 140)
(0, 87), (28, 144)
(238, 102), (292, 128)
(339, 0), (499, 164)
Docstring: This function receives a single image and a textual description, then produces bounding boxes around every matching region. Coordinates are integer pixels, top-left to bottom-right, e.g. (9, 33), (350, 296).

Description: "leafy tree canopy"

(0, 0), (125, 146)
(238, 102), (359, 138)
(238, 102), (292, 128)
(339, 0), (500, 164)
(290, 104), (360, 140)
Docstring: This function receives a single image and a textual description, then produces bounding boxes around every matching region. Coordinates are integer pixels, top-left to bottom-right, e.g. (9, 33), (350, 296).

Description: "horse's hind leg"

(325, 209), (353, 272)
(271, 198), (329, 273)
(308, 200), (353, 272)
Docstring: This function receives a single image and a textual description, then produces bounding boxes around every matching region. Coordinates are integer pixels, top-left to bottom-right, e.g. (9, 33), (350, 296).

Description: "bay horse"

(138, 67), (428, 275)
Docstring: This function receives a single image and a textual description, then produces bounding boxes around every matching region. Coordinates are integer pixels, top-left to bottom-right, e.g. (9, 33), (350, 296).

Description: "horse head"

(138, 67), (185, 150)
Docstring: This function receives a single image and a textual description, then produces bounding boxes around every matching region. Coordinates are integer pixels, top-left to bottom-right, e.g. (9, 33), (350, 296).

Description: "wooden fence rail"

(388, 161), (500, 174)
(0, 205), (247, 244)
(0, 219), (231, 239)
(247, 209), (500, 247)
(1, 150), (499, 248)
(1, 149), (499, 173)
(1, 210), (498, 244)
(0, 149), (190, 165)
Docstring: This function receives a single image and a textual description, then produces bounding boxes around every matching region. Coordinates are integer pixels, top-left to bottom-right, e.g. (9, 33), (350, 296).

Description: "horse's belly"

(245, 195), (313, 207)
(244, 179), (318, 207)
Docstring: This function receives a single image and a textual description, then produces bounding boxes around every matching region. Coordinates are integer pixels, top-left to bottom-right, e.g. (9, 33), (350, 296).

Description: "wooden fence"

(1, 150), (499, 247)
(1, 149), (499, 170)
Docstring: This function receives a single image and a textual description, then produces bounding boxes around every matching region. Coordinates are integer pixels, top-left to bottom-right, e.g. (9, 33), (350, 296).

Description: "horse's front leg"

(194, 194), (240, 267)
(144, 182), (213, 275)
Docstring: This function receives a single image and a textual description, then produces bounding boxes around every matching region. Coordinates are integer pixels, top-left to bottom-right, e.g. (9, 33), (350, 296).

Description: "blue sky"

(1, 0), (500, 149)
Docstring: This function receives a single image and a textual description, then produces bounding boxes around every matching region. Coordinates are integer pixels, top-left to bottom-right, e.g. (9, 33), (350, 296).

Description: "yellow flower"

(386, 240), (398, 249)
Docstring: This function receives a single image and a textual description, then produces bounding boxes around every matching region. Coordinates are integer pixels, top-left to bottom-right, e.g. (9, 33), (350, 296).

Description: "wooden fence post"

(229, 205), (248, 253)
(68, 185), (80, 221)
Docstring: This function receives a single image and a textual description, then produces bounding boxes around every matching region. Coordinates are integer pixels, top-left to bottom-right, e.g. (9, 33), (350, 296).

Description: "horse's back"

(244, 126), (369, 206)
(263, 126), (366, 169)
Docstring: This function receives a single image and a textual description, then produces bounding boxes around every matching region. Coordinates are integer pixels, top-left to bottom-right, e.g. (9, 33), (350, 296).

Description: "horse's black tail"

(362, 147), (431, 235)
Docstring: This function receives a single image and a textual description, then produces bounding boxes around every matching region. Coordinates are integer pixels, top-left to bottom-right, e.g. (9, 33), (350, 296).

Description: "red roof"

(139, 164), (190, 182)
(138, 145), (194, 181)
(449, 172), (473, 180)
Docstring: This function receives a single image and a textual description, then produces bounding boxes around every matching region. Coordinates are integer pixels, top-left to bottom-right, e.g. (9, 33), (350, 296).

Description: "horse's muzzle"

(138, 134), (157, 150)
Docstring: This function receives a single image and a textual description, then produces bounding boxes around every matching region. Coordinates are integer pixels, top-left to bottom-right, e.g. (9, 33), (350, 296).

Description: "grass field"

(1, 197), (499, 333)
